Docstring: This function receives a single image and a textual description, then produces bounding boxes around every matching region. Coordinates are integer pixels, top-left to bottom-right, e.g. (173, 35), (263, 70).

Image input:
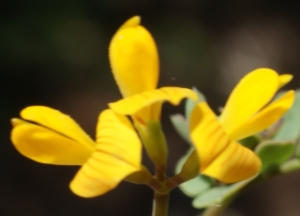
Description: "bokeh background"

(2, 0), (300, 215)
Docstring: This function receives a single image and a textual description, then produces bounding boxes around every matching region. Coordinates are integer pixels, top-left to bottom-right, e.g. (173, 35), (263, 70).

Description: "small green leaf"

(255, 140), (295, 173)
(192, 186), (226, 209)
(179, 175), (213, 198)
(192, 178), (253, 209)
(185, 87), (206, 121)
(273, 90), (300, 142)
(170, 114), (191, 144)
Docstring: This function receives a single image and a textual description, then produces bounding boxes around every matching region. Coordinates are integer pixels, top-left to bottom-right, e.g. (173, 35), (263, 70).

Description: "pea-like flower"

(10, 16), (197, 198)
(11, 107), (142, 197)
(190, 68), (295, 183)
(108, 16), (197, 124)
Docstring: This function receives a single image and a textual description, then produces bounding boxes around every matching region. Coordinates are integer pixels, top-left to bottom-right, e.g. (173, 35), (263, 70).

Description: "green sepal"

(238, 134), (262, 150)
(192, 178), (253, 209)
(175, 147), (213, 197)
(170, 114), (191, 144)
(125, 165), (154, 185)
(273, 90), (300, 142)
(255, 140), (295, 173)
(185, 87), (206, 121)
(136, 121), (168, 168)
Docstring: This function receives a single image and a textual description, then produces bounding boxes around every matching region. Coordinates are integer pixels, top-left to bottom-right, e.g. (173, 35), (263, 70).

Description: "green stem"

(201, 205), (227, 216)
(152, 192), (170, 216)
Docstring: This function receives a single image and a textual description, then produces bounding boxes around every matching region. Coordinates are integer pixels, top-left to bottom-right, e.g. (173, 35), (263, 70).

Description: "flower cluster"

(11, 16), (295, 201)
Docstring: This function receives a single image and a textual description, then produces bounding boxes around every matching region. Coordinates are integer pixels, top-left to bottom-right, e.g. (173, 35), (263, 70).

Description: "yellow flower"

(11, 106), (142, 198)
(108, 16), (197, 168)
(108, 16), (197, 124)
(189, 68), (295, 183)
(10, 16), (197, 197)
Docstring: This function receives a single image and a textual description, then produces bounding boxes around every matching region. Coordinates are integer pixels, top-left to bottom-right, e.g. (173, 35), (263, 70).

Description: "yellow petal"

(109, 87), (198, 122)
(109, 16), (159, 97)
(219, 68), (280, 135)
(11, 119), (94, 165)
(278, 74), (293, 88)
(20, 106), (95, 149)
(70, 109), (141, 197)
(202, 140), (261, 183)
(229, 90), (295, 140)
(190, 102), (261, 183)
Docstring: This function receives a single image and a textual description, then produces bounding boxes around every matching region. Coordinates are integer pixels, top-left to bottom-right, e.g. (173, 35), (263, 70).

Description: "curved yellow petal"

(202, 140), (261, 183)
(190, 102), (261, 183)
(219, 68), (280, 135)
(229, 90), (295, 141)
(278, 74), (293, 88)
(11, 119), (94, 165)
(70, 109), (141, 197)
(109, 87), (198, 122)
(109, 16), (159, 97)
(21, 106), (95, 149)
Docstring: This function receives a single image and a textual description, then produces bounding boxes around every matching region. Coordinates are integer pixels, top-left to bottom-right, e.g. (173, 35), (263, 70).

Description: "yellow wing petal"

(11, 119), (94, 165)
(109, 16), (159, 97)
(229, 90), (295, 140)
(20, 106), (95, 149)
(70, 109), (142, 197)
(109, 87), (198, 122)
(190, 102), (261, 183)
(219, 68), (280, 135)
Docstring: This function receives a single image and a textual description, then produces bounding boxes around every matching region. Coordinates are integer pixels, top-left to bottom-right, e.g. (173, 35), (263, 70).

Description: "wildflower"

(11, 107), (141, 197)
(10, 16), (197, 197)
(190, 68), (295, 183)
(108, 16), (197, 168)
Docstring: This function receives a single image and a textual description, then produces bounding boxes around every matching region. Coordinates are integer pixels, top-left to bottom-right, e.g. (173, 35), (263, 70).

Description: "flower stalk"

(152, 192), (170, 216)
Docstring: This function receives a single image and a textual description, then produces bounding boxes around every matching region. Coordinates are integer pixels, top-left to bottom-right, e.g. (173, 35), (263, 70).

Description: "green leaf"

(185, 87), (206, 121)
(179, 175), (213, 198)
(255, 140), (295, 173)
(273, 90), (300, 142)
(192, 178), (253, 209)
(170, 114), (191, 144)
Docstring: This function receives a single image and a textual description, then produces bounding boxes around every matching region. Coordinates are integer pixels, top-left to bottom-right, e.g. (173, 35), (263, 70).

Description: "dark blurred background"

(2, 0), (300, 215)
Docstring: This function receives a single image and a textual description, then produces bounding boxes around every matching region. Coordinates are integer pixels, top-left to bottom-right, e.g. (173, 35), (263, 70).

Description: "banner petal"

(190, 102), (261, 183)
(70, 110), (142, 197)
